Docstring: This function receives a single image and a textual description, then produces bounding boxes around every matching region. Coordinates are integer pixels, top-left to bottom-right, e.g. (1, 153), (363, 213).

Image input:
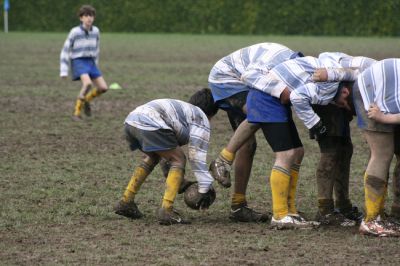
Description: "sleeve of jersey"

(347, 57), (377, 71)
(326, 68), (360, 82)
(60, 32), (73, 77)
(290, 83), (322, 129)
(188, 124), (213, 193)
(241, 68), (287, 98)
(95, 30), (100, 66)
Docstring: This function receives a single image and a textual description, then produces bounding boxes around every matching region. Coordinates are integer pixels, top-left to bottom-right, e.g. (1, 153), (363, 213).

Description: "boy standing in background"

(60, 5), (108, 121)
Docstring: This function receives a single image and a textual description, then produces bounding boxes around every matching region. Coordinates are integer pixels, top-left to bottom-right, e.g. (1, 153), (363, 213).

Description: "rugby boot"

(114, 200), (143, 219)
(71, 115), (83, 122)
(229, 202), (270, 223)
(335, 205), (363, 223)
(315, 211), (356, 227)
(209, 156), (231, 188)
(359, 216), (400, 237)
(83, 101), (92, 117)
(157, 207), (191, 225)
(270, 215), (319, 230)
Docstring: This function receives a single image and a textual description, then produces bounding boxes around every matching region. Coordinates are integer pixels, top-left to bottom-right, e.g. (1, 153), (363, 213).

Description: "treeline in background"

(2, 0), (400, 36)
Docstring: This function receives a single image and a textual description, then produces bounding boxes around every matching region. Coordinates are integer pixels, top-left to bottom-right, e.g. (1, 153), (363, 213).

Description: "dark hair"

(188, 88), (218, 117)
(334, 81), (354, 101)
(78, 5), (96, 17)
(290, 51), (305, 59)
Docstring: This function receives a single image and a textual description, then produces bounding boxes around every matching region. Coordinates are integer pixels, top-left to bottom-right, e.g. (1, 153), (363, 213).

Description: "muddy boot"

(270, 215), (319, 230)
(229, 202), (270, 223)
(157, 207), (191, 225)
(359, 216), (400, 237)
(315, 211), (356, 227)
(71, 115), (83, 121)
(209, 157), (231, 188)
(335, 205), (363, 223)
(83, 101), (91, 117)
(114, 200), (143, 219)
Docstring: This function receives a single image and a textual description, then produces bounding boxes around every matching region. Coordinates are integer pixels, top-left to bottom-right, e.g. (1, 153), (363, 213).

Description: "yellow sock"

(364, 173), (386, 221)
(73, 98), (85, 116)
(84, 87), (101, 102)
(231, 193), (246, 206)
(379, 183), (388, 216)
(270, 166), (290, 219)
(122, 164), (151, 203)
(220, 148), (235, 164)
(162, 166), (184, 209)
(288, 164), (300, 214)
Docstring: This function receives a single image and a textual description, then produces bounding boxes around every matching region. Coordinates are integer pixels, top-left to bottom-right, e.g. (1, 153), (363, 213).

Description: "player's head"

(188, 88), (218, 118)
(78, 5), (96, 18)
(334, 81), (354, 112)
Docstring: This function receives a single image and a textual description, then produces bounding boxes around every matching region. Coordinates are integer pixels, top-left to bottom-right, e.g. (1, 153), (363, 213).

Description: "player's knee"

(142, 154), (160, 171)
(98, 84), (108, 93)
(293, 147), (304, 162)
(83, 81), (93, 89)
(170, 153), (186, 169)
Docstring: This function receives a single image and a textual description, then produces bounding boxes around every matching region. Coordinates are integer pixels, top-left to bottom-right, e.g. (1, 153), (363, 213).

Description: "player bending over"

(114, 89), (218, 225)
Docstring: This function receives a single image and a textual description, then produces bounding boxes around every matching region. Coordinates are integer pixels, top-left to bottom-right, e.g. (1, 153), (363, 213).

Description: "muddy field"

(1, 33), (400, 265)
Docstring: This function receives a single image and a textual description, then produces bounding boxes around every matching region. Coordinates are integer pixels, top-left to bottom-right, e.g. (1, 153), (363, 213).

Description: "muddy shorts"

(353, 82), (393, 133)
(124, 123), (178, 152)
(71, 57), (102, 81)
(216, 91), (248, 130)
(311, 104), (352, 138)
(395, 125), (400, 155)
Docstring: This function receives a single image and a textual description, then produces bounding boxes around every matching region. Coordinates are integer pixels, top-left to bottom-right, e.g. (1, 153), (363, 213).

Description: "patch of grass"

(1, 32), (400, 264)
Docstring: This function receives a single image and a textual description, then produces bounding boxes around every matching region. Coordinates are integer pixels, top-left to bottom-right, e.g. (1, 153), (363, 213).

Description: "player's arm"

(60, 31), (74, 78)
(313, 67), (360, 82)
(368, 103), (400, 124)
(290, 83), (328, 138)
(241, 68), (287, 98)
(187, 124), (214, 193)
(95, 28), (100, 66)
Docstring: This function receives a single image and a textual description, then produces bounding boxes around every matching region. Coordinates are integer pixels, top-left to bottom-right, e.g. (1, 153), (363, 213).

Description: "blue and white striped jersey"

(245, 54), (375, 129)
(318, 52), (376, 71)
(60, 25), (100, 77)
(358, 58), (400, 114)
(208, 43), (299, 101)
(125, 99), (214, 192)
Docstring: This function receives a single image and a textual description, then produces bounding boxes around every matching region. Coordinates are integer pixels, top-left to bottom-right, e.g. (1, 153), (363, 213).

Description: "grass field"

(1, 32), (400, 265)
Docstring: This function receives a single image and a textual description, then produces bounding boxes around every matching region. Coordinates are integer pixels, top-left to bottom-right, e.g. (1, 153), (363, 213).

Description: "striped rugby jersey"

(357, 58), (400, 114)
(208, 43), (299, 101)
(60, 25), (100, 77)
(246, 54), (375, 129)
(125, 99), (213, 192)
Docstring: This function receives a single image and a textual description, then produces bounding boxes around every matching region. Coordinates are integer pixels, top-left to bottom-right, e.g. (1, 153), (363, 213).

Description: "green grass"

(1, 32), (400, 265)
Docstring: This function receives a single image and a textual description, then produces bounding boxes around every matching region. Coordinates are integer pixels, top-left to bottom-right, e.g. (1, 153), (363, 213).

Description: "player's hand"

(313, 68), (328, 82)
(367, 103), (384, 122)
(195, 187), (216, 210)
(279, 88), (291, 104)
(310, 120), (327, 140)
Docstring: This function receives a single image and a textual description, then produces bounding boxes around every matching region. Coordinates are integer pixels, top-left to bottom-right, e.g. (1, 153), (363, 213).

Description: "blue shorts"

(71, 57), (102, 81)
(209, 82), (249, 102)
(246, 89), (291, 123)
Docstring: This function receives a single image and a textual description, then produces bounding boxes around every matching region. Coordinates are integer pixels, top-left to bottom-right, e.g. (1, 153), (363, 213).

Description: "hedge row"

(2, 0), (400, 36)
